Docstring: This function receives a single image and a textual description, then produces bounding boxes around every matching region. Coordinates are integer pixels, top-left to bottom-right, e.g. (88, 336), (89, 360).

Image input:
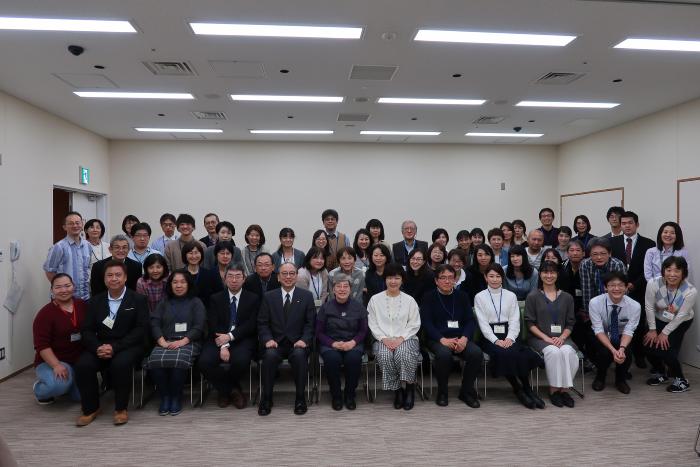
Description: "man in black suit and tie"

(391, 220), (428, 267)
(257, 262), (316, 416)
(75, 260), (148, 426)
(90, 234), (142, 296)
(243, 253), (280, 298)
(199, 263), (260, 409)
(610, 211), (656, 367)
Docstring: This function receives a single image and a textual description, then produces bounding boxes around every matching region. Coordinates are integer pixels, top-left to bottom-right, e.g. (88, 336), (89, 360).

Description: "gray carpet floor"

(1, 363), (699, 466)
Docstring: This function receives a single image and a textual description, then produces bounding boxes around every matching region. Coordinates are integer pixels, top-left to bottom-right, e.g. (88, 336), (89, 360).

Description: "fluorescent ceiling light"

(190, 23), (362, 39)
(466, 132), (543, 138)
(135, 128), (222, 133)
(516, 100), (619, 109)
(615, 38), (700, 52)
(361, 131), (441, 136)
(0, 17), (136, 33)
(414, 29), (575, 47)
(232, 94), (343, 103)
(378, 97), (485, 106)
(75, 91), (194, 99)
(249, 130), (334, 134)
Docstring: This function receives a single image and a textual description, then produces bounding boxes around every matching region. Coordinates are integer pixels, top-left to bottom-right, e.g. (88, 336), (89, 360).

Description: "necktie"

(283, 293), (291, 314)
(609, 304), (621, 346)
(625, 238), (632, 265)
(229, 296), (238, 328)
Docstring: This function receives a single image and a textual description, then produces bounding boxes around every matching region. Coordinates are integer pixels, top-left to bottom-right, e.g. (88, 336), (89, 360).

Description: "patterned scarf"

(654, 277), (689, 312)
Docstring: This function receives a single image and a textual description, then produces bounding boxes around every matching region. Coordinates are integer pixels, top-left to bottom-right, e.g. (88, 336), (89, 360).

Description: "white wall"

(0, 91), (109, 380)
(108, 141), (558, 251)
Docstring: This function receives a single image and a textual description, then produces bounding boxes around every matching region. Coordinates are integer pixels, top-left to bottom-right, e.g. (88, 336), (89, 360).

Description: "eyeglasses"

(590, 252), (609, 258)
(226, 274), (245, 280)
(437, 276), (454, 281)
(279, 271), (297, 277)
(133, 233), (149, 238)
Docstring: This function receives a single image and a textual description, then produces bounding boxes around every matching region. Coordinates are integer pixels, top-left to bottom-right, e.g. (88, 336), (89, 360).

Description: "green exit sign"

(79, 166), (90, 185)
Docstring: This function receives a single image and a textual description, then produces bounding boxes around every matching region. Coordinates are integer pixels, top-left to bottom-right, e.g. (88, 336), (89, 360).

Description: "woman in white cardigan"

(368, 263), (421, 411)
(474, 264), (544, 409)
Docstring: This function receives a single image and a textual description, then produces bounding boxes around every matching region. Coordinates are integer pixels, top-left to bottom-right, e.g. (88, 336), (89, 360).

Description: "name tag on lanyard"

(550, 325), (562, 334)
(102, 317), (115, 329)
(493, 324), (506, 335)
(447, 320), (459, 329)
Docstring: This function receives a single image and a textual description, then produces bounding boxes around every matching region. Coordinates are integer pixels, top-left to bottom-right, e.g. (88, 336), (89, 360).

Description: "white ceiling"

(2, 0), (700, 144)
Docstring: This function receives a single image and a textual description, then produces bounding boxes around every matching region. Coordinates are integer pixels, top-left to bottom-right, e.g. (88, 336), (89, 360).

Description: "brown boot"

(113, 409), (129, 425)
(230, 388), (247, 410)
(76, 409), (101, 427)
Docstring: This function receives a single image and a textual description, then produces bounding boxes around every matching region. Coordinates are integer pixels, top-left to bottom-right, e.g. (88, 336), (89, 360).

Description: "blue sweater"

(420, 289), (476, 342)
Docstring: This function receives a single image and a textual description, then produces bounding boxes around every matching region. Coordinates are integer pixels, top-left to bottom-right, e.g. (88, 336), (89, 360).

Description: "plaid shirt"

(580, 257), (627, 312)
(136, 277), (167, 313)
(43, 236), (91, 300)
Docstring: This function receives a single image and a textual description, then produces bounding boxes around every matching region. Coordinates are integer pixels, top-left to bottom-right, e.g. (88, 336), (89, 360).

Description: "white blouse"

(367, 291), (421, 341)
(473, 287), (521, 344)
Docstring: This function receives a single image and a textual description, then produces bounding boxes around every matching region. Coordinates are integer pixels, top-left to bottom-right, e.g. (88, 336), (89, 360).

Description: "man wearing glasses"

(89, 235), (142, 296)
(44, 211), (92, 300)
(392, 220), (428, 267)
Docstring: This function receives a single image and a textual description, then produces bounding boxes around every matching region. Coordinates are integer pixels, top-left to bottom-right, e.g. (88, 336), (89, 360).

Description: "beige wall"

(0, 91), (109, 380)
(108, 140), (558, 251)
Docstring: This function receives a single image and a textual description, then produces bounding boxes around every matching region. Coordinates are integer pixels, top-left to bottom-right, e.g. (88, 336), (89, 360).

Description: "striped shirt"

(43, 236), (91, 300)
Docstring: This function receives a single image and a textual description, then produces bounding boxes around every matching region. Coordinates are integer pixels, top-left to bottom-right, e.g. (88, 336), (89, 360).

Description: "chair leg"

(190, 368), (194, 408)
(429, 360), (433, 399)
(318, 363), (322, 404)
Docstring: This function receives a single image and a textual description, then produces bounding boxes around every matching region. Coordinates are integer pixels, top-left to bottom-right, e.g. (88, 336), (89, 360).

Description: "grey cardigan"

(524, 290), (577, 352)
(151, 297), (206, 342)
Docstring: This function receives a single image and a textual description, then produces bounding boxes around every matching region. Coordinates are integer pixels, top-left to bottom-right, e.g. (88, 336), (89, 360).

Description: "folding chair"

(373, 352), (425, 401)
(534, 350), (585, 398)
(317, 352), (372, 403)
(136, 361), (203, 408)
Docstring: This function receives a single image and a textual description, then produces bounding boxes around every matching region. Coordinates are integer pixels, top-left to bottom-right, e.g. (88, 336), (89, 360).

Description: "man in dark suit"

(199, 263), (260, 409)
(243, 252), (280, 297)
(257, 262), (315, 416)
(391, 220), (428, 267)
(75, 260), (148, 426)
(90, 234), (142, 295)
(610, 211), (656, 367)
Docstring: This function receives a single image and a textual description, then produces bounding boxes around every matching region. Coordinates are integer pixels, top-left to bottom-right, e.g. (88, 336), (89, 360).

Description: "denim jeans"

(34, 362), (81, 401)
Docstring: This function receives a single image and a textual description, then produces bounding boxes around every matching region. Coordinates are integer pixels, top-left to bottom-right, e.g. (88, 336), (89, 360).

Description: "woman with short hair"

(136, 254), (170, 313)
(573, 215), (596, 250)
(512, 219), (528, 246)
(84, 218), (110, 271)
(427, 242), (447, 271)
(296, 246), (330, 308)
(329, 247), (365, 303)
(312, 229), (335, 270)
(505, 245), (539, 301)
(431, 228), (449, 249)
(203, 221), (242, 270)
(181, 241), (220, 308)
(403, 249), (435, 306)
(366, 219), (390, 249)
(364, 243), (392, 304)
(242, 224), (268, 276)
(644, 222), (692, 281)
(352, 228), (372, 271)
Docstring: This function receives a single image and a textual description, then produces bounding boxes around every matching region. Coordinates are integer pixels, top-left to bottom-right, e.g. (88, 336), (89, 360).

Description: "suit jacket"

(611, 234), (656, 302)
(192, 267), (223, 308)
(82, 288), (149, 354)
(243, 272), (280, 298)
(257, 287), (316, 346)
(90, 257), (142, 296)
(207, 289), (260, 343)
(391, 240), (429, 267)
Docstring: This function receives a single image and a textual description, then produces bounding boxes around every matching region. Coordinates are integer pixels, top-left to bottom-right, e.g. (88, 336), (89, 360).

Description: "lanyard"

(310, 272), (322, 299)
(90, 243), (104, 262)
(132, 250), (147, 265)
(437, 292), (456, 321)
(489, 290), (503, 322)
(666, 287), (680, 307)
(55, 301), (78, 328)
(605, 298), (622, 327)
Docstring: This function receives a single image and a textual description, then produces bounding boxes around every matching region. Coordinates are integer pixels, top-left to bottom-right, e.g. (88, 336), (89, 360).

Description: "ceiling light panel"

(231, 94), (343, 103)
(378, 97), (485, 105)
(135, 128), (222, 133)
(0, 17), (136, 32)
(249, 130), (334, 134)
(466, 132), (543, 137)
(75, 91), (194, 99)
(190, 23), (362, 39)
(361, 131), (441, 136)
(516, 100), (619, 108)
(414, 29), (576, 46)
(615, 38), (700, 52)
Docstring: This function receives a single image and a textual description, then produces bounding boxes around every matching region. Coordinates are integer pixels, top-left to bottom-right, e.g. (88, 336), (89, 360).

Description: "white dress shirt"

(589, 294), (640, 338)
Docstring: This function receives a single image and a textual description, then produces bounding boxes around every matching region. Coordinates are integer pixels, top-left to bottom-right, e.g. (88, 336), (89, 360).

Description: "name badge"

(447, 320), (459, 329)
(550, 325), (562, 334)
(575, 289), (582, 297)
(314, 299), (322, 307)
(662, 311), (675, 321)
(70, 332), (82, 342)
(175, 322), (188, 333)
(494, 324), (506, 334)
(102, 317), (115, 329)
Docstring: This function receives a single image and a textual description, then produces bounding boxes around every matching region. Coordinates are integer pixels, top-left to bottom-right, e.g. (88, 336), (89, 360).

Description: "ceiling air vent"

(474, 116), (506, 125)
(337, 113), (370, 122)
(349, 65), (398, 81)
(143, 61), (197, 76)
(535, 72), (585, 85)
(191, 111), (227, 120)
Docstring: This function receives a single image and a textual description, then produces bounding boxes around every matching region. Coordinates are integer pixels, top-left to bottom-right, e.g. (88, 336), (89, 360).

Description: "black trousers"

(261, 342), (309, 401)
(590, 338), (631, 383)
(571, 317), (596, 361)
(199, 338), (256, 394)
(74, 346), (143, 414)
(428, 340), (483, 396)
(320, 346), (363, 399)
(645, 319), (693, 379)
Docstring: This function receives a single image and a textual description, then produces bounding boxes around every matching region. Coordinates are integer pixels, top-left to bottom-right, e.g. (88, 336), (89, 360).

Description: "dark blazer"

(82, 288), (149, 354)
(610, 234), (656, 303)
(207, 289), (260, 343)
(191, 267), (223, 308)
(391, 240), (429, 267)
(257, 287), (316, 346)
(90, 257), (142, 296)
(243, 272), (280, 298)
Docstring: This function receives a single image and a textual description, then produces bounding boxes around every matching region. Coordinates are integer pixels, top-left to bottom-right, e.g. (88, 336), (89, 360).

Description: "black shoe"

(615, 381), (631, 394)
(393, 388), (405, 410)
(435, 391), (449, 407)
(549, 392), (564, 407)
(344, 394), (356, 410)
(592, 378), (606, 391)
(294, 399), (308, 415)
(458, 391), (480, 408)
(560, 392), (575, 408)
(169, 398), (182, 416)
(331, 397), (343, 411)
(257, 400), (271, 416)
(515, 389), (536, 409)
(526, 390), (546, 409)
(403, 384), (415, 410)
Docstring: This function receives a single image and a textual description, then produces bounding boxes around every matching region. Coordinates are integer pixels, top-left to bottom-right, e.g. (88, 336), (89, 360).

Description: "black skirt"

(479, 322), (543, 377)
